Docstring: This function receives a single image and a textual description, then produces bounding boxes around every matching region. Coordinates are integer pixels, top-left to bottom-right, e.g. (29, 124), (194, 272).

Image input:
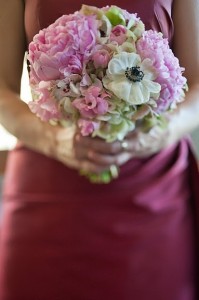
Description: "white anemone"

(103, 52), (161, 104)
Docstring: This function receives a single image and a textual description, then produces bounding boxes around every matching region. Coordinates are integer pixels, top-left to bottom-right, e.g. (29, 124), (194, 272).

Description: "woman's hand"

(51, 125), (123, 174)
(74, 110), (185, 171)
(75, 127), (167, 171)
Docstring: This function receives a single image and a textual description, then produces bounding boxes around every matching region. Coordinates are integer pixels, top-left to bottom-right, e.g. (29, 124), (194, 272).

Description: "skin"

(0, 0), (199, 174)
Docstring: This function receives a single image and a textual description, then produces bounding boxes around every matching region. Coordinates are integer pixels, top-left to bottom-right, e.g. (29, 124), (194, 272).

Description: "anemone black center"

(125, 66), (144, 82)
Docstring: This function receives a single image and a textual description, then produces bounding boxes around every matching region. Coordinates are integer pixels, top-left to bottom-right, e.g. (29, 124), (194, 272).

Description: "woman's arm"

(0, 0), (123, 174)
(171, 0), (199, 135)
(0, 0), (56, 157)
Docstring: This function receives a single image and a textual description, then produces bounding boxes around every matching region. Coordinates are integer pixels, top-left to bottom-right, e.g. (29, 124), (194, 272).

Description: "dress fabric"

(0, 0), (199, 299)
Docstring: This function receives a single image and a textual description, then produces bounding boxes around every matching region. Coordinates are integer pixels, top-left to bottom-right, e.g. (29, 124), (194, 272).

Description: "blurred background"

(0, 60), (199, 204)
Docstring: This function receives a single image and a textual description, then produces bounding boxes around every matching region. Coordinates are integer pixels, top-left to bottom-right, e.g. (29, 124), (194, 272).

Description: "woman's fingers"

(74, 141), (120, 167)
(73, 126), (169, 171)
(54, 127), (131, 172)
(74, 134), (122, 154)
(121, 127), (169, 158)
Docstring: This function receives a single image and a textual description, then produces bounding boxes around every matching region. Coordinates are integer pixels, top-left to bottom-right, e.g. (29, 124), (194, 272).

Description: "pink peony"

(59, 54), (83, 77)
(137, 30), (187, 112)
(28, 51), (61, 83)
(28, 82), (62, 121)
(28, 13), (99, 83)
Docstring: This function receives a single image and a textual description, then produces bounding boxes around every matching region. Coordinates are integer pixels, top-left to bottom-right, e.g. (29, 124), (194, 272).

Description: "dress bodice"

(24, 0), (174, 45)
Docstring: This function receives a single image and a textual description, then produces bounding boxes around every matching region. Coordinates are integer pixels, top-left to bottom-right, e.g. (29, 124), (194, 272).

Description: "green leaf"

(105, 7), (125, 26)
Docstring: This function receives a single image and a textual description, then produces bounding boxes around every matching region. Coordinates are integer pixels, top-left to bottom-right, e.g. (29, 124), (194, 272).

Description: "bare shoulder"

(0, 0), (26, 92)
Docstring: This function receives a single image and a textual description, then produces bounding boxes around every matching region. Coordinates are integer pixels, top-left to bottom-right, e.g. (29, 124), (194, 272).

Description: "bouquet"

(28, 5), (187, 183)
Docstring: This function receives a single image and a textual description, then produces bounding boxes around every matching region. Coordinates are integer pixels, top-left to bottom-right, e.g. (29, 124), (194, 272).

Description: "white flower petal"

(119, 52), (141, 68)
(108, 57), (125, 75)
(104, 52), (161, 106)
(103, 73), (123, 87)
(141, 58), (157, 80)
(129, 82), (150, 104)
(108, 52), (141, 75)
(143, 79), (161, 94)
(105, 78), (132, 102)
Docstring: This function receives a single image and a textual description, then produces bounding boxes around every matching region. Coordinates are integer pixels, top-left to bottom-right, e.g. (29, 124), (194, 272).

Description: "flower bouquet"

(28, 5), (187, 183)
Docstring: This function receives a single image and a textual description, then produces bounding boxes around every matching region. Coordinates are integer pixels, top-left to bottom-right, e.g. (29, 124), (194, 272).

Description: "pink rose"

(92, 49), (111, 69)
(110, 25), (127, 45)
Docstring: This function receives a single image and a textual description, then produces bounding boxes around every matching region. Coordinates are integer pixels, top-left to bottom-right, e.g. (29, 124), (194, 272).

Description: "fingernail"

(88, 150), (94, 159)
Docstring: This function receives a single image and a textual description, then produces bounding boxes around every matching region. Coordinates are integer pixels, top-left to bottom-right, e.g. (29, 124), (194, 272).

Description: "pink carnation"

(78, 119), (99, 136)
(73, 86), (109, 118)
(137, 30), (187, 112)
(28, 82), (62, 121)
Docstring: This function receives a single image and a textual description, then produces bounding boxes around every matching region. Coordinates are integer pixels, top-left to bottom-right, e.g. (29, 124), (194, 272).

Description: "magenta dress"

(0, 0), (199, 299)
